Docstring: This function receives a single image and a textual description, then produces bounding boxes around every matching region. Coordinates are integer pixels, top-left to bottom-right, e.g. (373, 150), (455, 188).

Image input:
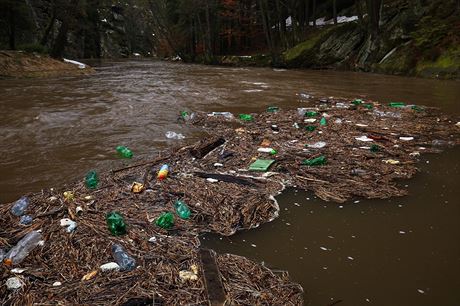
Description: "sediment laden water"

(0, 60), (459, 306)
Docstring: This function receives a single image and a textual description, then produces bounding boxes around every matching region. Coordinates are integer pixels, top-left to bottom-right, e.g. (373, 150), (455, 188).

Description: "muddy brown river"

(1, 60), (459, 306)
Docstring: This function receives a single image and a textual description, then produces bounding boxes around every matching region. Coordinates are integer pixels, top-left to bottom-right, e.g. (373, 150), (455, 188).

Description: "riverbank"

(202, 1), (460, 79)
(0, 51), (94, 78)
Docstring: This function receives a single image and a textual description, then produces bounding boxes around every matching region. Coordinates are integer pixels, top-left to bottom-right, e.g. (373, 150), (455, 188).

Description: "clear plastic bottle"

(19, 215), (33, 225)
(4, 231), (42, 266)
(11, 196), (30, 216)
(112, 244), (136, 271)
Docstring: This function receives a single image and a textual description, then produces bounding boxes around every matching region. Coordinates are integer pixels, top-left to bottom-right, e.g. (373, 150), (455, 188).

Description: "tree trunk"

(50, 19), (69, 58)
(304, 0), (310, 28)
(8, 10), (16, 50)
(312, 0), (316, 27)
(40, 9), (56, 46)
(258, 0), (275, 56)
(333, 0), (338, 25)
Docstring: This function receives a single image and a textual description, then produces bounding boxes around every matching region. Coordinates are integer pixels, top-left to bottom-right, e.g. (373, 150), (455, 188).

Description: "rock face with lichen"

(283, 0), (460, 79)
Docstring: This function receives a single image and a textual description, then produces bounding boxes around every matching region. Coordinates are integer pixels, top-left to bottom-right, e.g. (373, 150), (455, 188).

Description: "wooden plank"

(199, 248), (226, 306)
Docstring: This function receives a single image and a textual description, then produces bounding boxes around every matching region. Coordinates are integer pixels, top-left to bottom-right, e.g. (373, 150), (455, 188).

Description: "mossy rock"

(217, 54), (271, 67)
(416, 46), (460, 79)
(373, 43), (417, 76)
(283, 22), (361, 68)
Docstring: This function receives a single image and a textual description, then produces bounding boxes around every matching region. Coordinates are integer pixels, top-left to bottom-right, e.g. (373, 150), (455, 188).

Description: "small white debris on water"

(100, 262), (121, 272)
(60, 218), (77, 233)
(455, 122), (460, 127)
(251, 244), (257, 248)
(11, 268), (26, 274)
(399, 231), (406, 234)
(322, 266), (328, 270)
(148, 236), (157, 243)
(347, 256), (354, 260)
(426, 160), (430, 164)
(213, 163), (223, 167)
(6, 277), (23, 290)
(320, 247), (328, 251)
(63, 58), (86, 69)
(417, 289), (425, 294)
(53, 281), (62, 287)
(294, 202), (300, 206)
(206, 178), (218, 183)
(351, 235), (356, 238)
(400, 136), (414, 141)
(339, 205), (344, 209)
(366, 298), (371, 302)
(328, 236), (334, 239)
(355, 136), (373, 142)
(354, 200), (360, 204)
(286, 223), (291, 226)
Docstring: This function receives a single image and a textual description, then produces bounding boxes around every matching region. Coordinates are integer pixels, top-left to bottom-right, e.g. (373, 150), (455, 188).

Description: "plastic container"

(85, 170), (99, 190)
(10, 196), (30, 217)
(156, 212), (174, 229)
(112, 244), (136, 271)
(238, 114), (253, 121)
(116, 146), (133, 159)
(302, 156), (327, 166)
(19, 215), (33, 225)
(208, 112), (234, 119)
(175, 200), (191, 219)
(106, 212), (127, 236)
(4, 230), (42, 266)
(165, 131), (185, 139)
(157, 164), (169, 180)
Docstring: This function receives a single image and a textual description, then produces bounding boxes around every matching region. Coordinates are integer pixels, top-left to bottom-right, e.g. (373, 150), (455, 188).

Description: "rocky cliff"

(282, 0), (460, 79)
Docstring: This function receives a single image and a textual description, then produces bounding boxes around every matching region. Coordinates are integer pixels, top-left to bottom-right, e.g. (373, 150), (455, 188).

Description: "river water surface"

(0, 60), (459, 306)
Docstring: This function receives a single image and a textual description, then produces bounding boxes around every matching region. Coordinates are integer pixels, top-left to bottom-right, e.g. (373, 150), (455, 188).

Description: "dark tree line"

(0, 0), (386, 59)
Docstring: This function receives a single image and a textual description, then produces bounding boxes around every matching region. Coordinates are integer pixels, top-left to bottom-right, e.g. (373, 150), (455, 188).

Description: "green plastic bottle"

(174, 200), (191, 219)
(305, 111), (318, 117)
(156, 212), (174, 229)
(106, 212), (127, 236)
(370, 144), (380, 152)
(85, 170), (99, 189)
(267, 106), (279, 113)
(389, 102), (406, 108)
(320, 117), (327, 126)
(239, 114), (253, 121)
(352, 99), (363, 105)
(411, 105), (423, 112)
(180, 111), (189, 118)
(302, 155), (327, 166)
(364, 104), (373, 110)
(305, 125), (316, 132)
(116, 146), (133, 159)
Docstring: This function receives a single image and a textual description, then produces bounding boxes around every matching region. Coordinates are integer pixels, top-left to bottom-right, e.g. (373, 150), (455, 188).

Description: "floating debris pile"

(1, 96), (458, 305)
(188, 98), (459, 202)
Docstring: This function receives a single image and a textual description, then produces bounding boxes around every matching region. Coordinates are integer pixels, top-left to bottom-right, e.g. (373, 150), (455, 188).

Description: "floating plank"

(190, 137), (225, 159)
(199, 248), (226, 306)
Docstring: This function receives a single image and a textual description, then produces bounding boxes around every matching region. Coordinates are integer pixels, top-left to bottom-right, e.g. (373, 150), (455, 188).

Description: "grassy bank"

(0, 51), (94, 79)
